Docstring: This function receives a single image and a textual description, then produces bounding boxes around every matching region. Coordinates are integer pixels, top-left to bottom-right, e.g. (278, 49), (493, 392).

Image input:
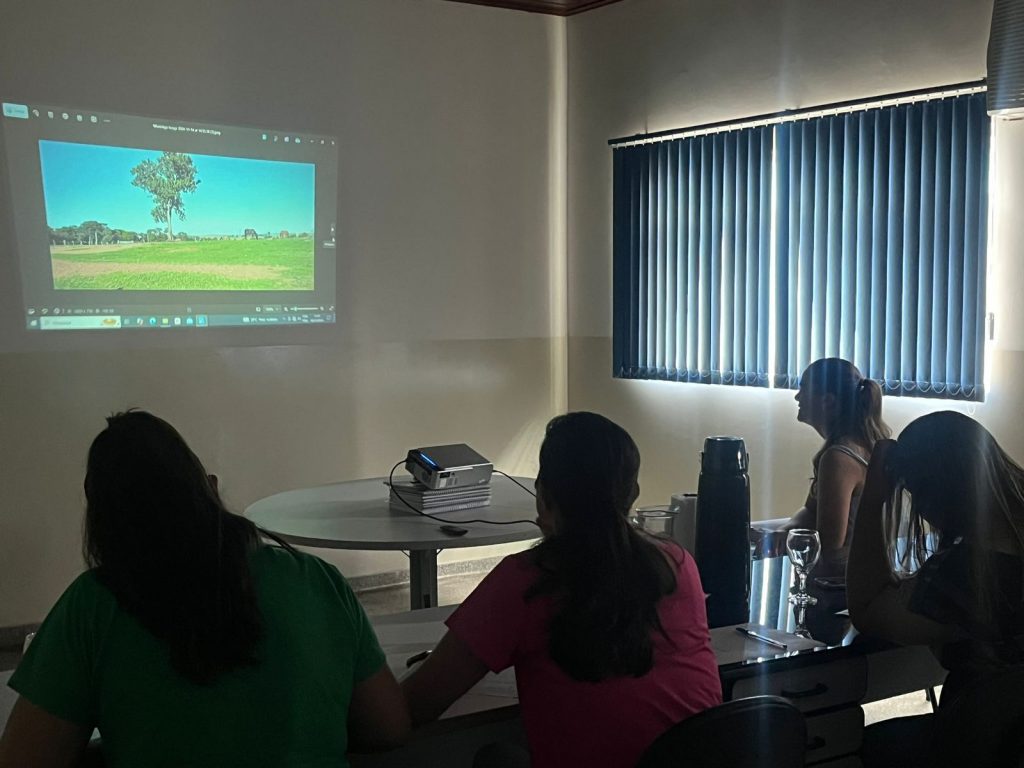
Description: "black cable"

(387, 460), (538, 527)
(492, 469), (536, 498)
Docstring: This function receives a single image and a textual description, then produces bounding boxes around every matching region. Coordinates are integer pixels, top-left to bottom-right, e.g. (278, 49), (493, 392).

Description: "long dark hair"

(84, 411), (275, 685)
(884, 411), (1024, 629)
(526, 412), (677, 682)
(801, 358), (890, 463)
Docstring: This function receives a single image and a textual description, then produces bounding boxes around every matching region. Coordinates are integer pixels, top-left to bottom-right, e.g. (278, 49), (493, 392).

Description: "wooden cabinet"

(727, 656), (868, 765)
(729, 657), (867, 711)
(808, 757), (862, 768)
(805, 707), (864, 764)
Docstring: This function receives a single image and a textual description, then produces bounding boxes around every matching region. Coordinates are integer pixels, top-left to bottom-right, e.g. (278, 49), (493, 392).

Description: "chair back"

(636, 695), (806, 768)
(930, 664), (1024, 768)
(74, 743), (105, 768)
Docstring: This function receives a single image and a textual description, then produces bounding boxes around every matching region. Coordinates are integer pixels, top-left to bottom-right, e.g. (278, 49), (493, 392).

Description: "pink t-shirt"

(446, 544), (722, 768)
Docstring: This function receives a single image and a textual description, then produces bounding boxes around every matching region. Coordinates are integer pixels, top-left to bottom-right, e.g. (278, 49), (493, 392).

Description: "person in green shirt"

(0, 410), (409, 767)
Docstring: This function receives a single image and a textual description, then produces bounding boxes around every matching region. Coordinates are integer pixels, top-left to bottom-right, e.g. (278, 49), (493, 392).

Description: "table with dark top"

(353, 547), (947, 768)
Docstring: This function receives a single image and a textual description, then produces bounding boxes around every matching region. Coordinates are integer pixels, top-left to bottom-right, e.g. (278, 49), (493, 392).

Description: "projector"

(405, 444), (493, 490)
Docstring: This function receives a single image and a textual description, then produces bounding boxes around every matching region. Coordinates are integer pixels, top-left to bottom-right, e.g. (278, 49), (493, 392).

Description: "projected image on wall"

(41, 142), (315, 292)
(2, 100), (338, 331)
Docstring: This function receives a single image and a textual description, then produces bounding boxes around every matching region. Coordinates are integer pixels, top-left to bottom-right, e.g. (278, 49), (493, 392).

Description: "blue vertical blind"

(613, 90), (990, 400)
(774, 92), (990, 399)
(613, 127), (773, 385)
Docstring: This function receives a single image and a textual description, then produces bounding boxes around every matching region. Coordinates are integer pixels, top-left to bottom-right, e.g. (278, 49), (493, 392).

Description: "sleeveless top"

(809, 443), (869, 575)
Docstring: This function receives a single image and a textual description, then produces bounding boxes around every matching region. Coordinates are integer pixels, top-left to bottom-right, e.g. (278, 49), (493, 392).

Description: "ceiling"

(443, 0), (627, 16)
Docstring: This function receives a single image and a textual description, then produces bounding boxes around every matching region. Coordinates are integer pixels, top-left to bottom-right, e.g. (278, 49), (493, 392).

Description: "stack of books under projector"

(388, 479), (491, 514)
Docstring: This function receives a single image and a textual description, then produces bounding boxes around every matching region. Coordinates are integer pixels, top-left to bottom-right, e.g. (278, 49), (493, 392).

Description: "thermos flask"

(695, 436), (750, 627)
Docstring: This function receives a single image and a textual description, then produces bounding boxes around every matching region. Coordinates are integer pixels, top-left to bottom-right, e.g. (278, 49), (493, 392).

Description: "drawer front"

(807, 757), (862, 768)
(804, 707), (864, 764)
(729, 657), (868, 712)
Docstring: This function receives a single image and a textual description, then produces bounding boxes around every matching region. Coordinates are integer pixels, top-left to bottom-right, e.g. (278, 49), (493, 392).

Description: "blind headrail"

(608, 80), (987, 148)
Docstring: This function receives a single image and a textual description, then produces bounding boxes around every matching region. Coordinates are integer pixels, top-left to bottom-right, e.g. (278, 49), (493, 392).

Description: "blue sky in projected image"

(39, 141), (315, 235)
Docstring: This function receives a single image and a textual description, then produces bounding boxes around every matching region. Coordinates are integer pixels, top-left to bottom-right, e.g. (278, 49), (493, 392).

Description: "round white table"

(245, 475), (540, 610)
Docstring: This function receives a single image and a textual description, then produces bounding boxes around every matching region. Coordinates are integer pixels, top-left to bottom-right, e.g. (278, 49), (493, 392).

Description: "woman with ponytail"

(784, 358), (891, 577)
(402, 412), (721, 767)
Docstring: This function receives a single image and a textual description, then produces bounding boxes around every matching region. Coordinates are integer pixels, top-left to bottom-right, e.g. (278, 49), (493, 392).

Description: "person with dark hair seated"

(402, 412), (722, 767)
(0, 411), (409, 768)
(848, 411), (1024, 767)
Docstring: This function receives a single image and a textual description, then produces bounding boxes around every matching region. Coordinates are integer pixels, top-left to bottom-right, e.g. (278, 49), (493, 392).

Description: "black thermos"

(695, 436), (751, 628)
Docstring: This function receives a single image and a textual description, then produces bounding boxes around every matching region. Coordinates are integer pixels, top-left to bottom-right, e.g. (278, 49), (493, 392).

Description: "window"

(613, 127), (773, 386)
(612, 89), (990, 400)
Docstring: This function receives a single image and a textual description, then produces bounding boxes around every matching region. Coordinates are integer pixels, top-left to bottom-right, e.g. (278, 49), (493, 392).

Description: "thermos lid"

(701, 436), (748, 474)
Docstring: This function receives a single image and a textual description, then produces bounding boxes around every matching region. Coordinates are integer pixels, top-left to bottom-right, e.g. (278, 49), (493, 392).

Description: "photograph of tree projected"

(39, 141), (316, 291)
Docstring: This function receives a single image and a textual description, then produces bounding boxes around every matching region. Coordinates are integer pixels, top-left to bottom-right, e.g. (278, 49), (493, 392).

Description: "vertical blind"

(613, 127), (773, 385)
(774, 92), (990, 398)
(613, 90), (990, 400)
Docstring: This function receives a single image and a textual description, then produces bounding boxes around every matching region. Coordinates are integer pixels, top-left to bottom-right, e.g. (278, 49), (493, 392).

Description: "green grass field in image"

(51, 238), (314, 290)
(53, 238), (313, 265)
(53, 271), (311, 291)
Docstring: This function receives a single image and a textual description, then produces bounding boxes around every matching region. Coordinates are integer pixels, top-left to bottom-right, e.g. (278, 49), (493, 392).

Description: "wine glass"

(786, 528), (821, 638)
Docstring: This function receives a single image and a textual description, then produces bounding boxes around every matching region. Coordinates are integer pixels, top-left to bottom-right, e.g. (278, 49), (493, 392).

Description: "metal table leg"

(409, 549), (439, 610)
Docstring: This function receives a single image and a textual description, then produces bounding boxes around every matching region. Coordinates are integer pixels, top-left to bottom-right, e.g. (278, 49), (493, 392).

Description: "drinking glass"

(631, 506), (675, 538)
(786, 528), (821, 638)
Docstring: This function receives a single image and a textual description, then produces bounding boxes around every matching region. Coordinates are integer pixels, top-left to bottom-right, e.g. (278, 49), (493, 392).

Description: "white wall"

(4, 0), (1016, 628)
(565, 0), (1024, 517)
(0, 0), (565, 626)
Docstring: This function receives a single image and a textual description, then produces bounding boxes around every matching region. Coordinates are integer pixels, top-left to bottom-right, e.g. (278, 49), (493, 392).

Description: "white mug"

(669, 493), (698, 555)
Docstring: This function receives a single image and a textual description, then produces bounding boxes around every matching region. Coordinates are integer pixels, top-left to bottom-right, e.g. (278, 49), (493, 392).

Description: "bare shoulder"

(818, 444), (870, 476)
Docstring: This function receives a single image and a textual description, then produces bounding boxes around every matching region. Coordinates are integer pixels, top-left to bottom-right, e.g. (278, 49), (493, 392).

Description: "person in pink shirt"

(402, 411), (722, 767)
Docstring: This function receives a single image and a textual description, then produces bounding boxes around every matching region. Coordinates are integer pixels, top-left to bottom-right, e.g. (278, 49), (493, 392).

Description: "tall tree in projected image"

(130, 152), (200, 241)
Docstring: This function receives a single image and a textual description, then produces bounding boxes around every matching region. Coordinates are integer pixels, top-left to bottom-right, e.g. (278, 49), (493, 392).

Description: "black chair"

(76, 742), (105, 768)
(636, 695), (806, 768)
(927, 664), (1024, 768)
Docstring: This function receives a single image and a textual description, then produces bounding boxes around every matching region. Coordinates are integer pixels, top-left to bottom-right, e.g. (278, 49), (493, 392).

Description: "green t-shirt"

(9, 546), (385, 767)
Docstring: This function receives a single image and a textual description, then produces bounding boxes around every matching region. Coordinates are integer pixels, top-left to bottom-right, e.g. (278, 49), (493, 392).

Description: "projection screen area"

(1, 101), (338, 332)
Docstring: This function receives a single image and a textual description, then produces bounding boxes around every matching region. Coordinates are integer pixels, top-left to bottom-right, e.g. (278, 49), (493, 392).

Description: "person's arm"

(847, 441), (961, 646)
(347, 665), (410, 752)
(781, 490), (817, 531)
(0, 696), (90, 768)
(401, 630), (490, 726)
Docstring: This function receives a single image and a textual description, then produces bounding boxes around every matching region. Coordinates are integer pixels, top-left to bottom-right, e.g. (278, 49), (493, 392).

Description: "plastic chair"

(636, 695), (806, 768)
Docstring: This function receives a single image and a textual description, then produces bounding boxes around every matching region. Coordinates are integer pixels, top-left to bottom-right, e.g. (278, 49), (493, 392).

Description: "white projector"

(405, 444), (493, 490)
